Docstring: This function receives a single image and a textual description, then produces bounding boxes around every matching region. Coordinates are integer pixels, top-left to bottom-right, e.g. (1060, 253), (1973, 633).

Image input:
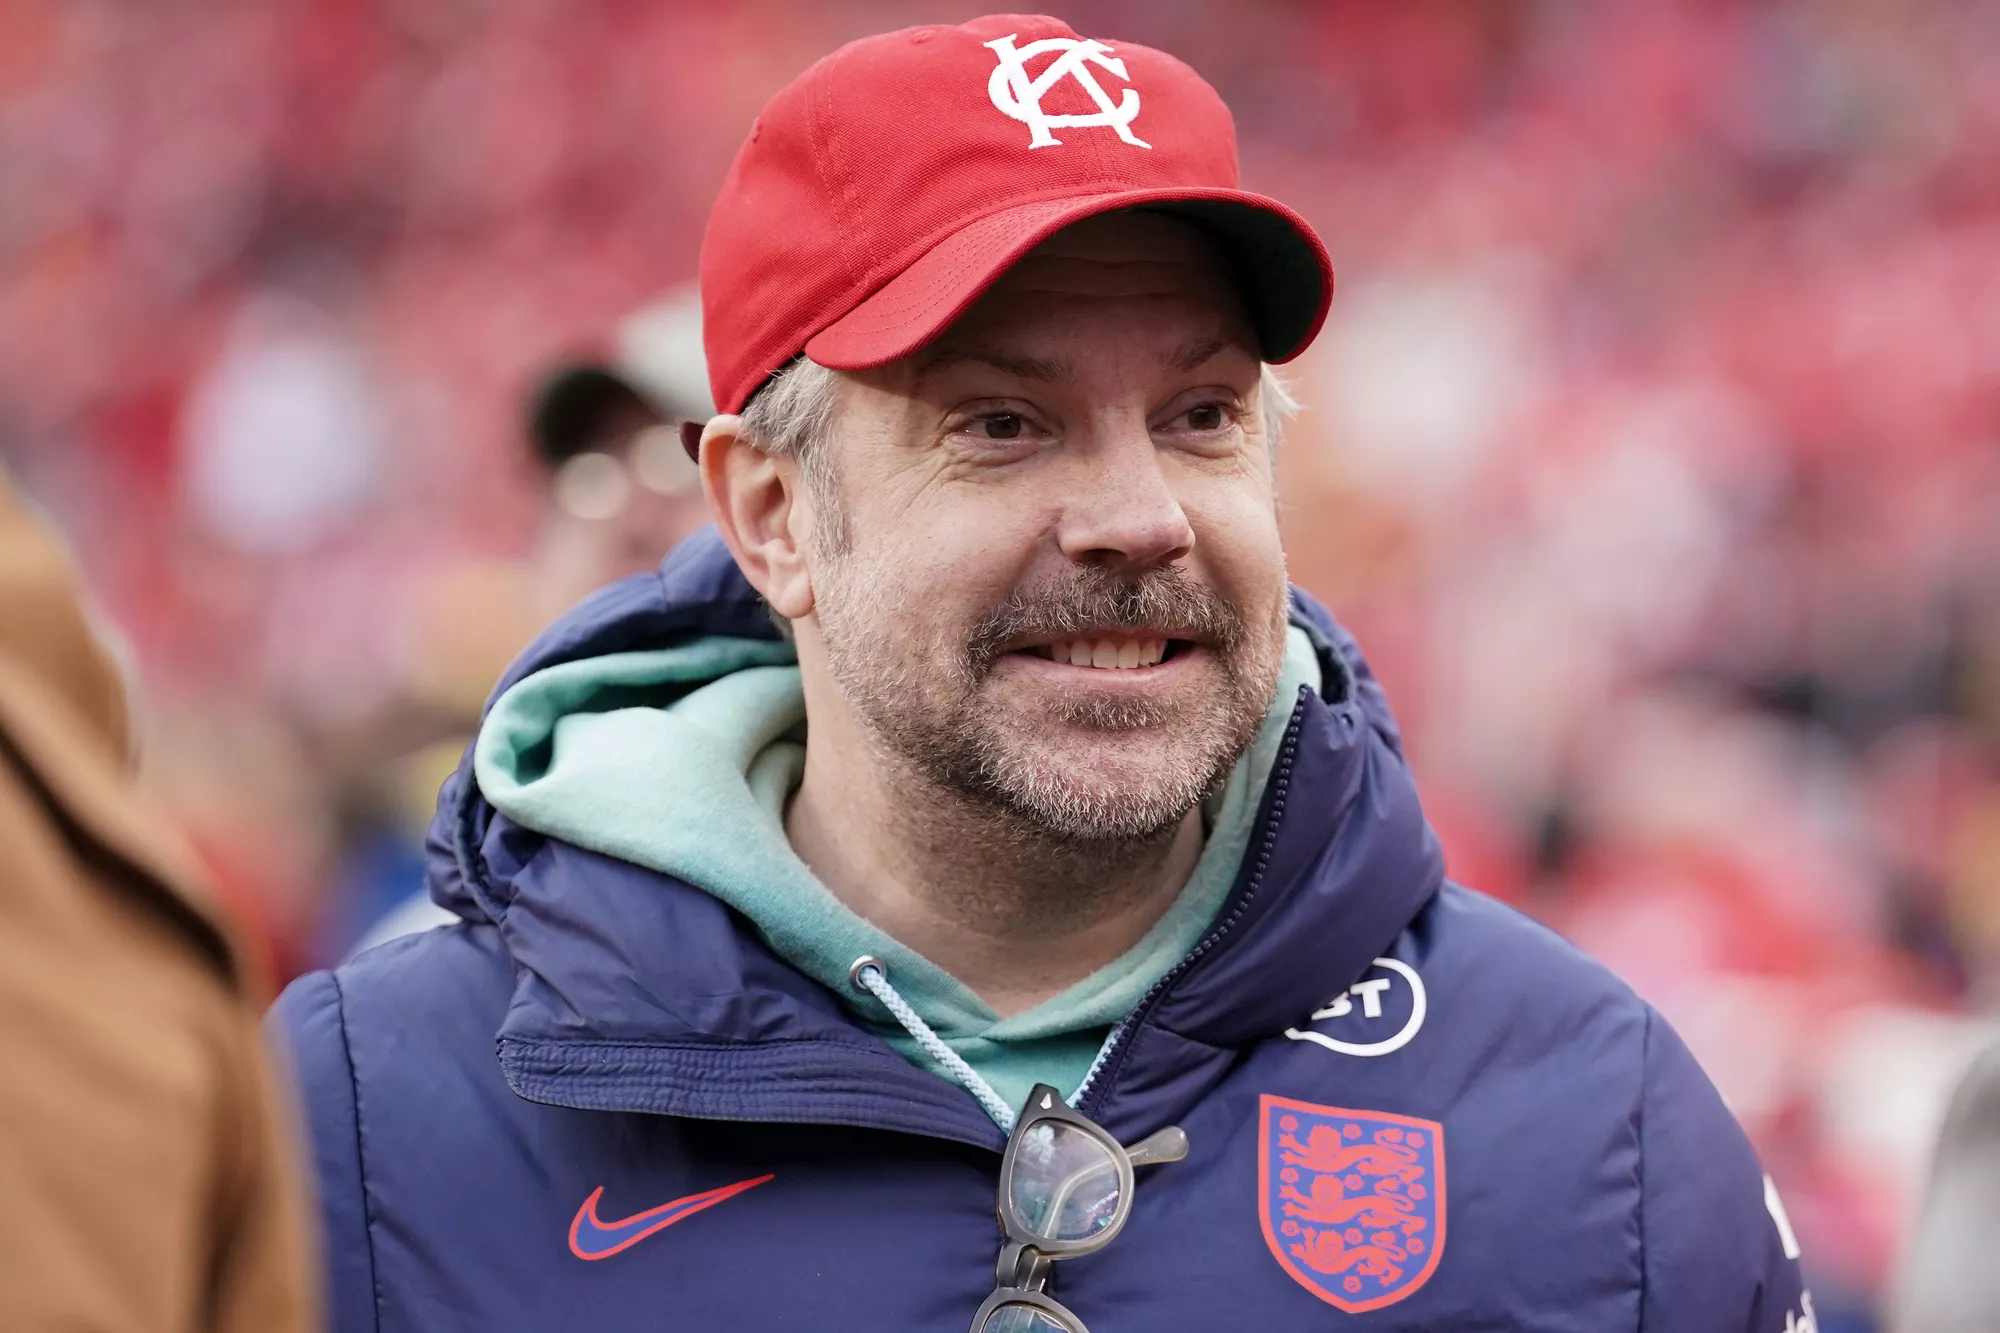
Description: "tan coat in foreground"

(0, 480), (317, 1332)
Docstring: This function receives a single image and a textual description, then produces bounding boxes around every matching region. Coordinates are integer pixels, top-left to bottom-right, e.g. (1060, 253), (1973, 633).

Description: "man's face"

(800, 211), (1290, 842)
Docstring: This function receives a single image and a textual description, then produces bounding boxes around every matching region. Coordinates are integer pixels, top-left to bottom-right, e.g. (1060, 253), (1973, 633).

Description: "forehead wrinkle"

(912, 345), (1073, 391)
(914, 322), (1247, 391)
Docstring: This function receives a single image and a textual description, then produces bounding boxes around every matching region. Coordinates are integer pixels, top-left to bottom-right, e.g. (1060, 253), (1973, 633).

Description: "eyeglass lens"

(981, 1302), (1081, 1333)
(1007, 1121), (1124, 1243)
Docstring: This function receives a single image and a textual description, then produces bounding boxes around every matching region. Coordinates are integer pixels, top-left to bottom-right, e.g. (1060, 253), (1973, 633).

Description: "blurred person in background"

(333, 288), (713, 953)
(524, 286), (715, 608)
(0, 479), (317, 1332)
(273, 17), (1806, 1331)
(1894, 1037), (2000, 1332)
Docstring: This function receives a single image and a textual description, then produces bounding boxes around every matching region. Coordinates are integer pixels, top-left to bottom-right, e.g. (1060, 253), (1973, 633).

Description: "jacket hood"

(425, 528), (1444, 1147)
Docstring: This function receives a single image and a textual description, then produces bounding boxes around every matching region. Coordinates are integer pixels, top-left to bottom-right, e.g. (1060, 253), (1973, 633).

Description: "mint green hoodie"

(475, 628), (1319, 1117)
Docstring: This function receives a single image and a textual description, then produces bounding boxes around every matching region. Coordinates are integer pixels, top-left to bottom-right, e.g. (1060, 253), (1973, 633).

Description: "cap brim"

(803, 188), (1332, 373)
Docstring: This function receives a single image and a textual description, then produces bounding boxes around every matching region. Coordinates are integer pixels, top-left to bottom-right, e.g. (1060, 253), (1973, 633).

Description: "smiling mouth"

(1017, 636), (1187, 670)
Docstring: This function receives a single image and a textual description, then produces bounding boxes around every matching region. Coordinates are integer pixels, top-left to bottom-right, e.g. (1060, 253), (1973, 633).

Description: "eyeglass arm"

(1123, 1125), (1189, 1169)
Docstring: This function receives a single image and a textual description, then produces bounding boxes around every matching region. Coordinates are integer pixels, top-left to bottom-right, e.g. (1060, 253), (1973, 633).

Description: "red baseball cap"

(698, 13), (1334, 417)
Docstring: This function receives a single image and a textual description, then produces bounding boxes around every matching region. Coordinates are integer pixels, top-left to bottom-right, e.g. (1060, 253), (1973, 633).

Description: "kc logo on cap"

(984, 34), (1151, 150)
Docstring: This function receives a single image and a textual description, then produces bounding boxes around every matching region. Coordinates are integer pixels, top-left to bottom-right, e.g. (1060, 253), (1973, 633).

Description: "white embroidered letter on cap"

(984, 34), (1151, 150)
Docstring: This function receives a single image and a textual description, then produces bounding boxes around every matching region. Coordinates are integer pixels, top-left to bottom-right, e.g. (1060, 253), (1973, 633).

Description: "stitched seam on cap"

(807, 44), (911, 350)
(1083, 40), (1112, 184)
(804, 56), (842, 235)
(802, 54), (856, 351)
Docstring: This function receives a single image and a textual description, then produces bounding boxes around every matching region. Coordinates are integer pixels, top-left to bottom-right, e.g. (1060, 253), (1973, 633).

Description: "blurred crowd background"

(4, 1), (1997, 1324)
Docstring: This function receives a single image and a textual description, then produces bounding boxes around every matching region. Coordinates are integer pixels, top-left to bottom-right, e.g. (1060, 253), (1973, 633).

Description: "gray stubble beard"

(812, 550), (1289, 851)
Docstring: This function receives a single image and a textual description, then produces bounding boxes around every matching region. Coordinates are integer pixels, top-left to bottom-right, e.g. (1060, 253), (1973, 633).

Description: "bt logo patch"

(984, 34), (1151, 150)
(1285, 958), (1427, 1058)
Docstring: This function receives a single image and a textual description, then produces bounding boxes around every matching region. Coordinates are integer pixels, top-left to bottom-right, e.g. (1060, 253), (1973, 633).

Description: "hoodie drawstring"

(849, 957), (1020, 1134)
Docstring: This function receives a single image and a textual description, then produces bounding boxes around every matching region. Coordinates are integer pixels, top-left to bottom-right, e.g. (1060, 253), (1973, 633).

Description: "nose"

(1054, 430), (1195, 573)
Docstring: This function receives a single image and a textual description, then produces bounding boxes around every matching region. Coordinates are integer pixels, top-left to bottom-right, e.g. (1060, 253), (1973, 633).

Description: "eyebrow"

(914, 346), (1073, 386)
(1164, 334), (1233, 373)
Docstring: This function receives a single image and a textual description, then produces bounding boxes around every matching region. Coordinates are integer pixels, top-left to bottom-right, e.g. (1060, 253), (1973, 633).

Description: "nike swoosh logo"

(567, 1174), (775, 1260)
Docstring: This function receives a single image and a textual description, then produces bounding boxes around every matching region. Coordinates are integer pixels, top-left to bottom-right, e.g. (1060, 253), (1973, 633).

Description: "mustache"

(963, 565), (1246, 676)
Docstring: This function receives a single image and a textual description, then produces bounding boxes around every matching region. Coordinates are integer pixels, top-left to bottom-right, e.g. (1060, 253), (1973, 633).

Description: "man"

(1896, 1037), (2000, 1331)
(0, 479), (317, 1332)
(273, 16), (1807, 1329)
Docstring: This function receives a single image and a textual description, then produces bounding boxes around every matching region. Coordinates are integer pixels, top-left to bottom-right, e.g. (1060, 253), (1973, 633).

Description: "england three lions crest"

(1258, 1095), (1446, 1313)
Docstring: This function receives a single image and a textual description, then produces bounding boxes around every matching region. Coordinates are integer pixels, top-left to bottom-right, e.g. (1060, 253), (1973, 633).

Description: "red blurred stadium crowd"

(4, 2), (1998, 1323)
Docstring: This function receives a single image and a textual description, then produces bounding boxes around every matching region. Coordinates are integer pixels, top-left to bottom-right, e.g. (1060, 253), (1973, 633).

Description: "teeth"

(1037, 638), (1170, 670)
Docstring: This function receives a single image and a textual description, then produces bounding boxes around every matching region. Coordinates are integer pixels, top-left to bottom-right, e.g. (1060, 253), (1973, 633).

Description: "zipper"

(1075, 689), (1309, 1118)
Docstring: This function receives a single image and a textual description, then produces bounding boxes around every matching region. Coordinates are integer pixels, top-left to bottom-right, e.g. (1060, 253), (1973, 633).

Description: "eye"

(1161, 398), (1240, 435)
(947, 405), (1050, 453)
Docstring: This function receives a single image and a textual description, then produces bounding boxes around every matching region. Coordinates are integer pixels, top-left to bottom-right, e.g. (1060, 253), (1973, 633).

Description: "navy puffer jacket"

(272, 531), (1808, 1331)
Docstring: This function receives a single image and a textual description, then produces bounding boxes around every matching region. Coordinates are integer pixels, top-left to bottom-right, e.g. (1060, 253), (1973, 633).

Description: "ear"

(699, 415), (815, 619)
